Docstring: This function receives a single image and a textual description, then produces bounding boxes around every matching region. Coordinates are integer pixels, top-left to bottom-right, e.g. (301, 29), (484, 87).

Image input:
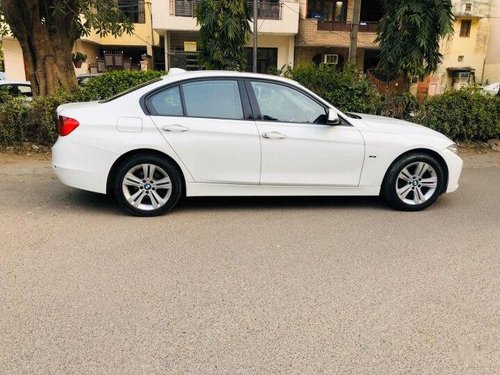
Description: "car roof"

(161, 70), (299, 87)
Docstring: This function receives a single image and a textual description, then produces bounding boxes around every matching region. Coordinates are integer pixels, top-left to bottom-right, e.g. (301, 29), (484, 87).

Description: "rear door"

(148, 79), (261, 184)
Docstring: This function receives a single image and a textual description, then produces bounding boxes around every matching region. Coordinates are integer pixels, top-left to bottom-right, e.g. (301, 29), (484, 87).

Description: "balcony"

(170, 0), (283, 20)
(154, 0), (299, 35)
(296, 19), (378, 48)
(317, 21), (378, 33)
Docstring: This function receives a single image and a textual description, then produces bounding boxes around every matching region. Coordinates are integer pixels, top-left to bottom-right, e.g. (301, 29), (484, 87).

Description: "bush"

(0, 70), (167, 147)
(0, 91), (77, 146)
(414, 88), (500, 141)
(78, 70), (165, 101)
(284, 64), (382, 114)
(1, 69), (499, 148)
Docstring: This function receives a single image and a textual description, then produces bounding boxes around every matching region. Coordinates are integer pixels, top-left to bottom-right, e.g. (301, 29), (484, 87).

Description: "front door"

(248, 80), (365, 186)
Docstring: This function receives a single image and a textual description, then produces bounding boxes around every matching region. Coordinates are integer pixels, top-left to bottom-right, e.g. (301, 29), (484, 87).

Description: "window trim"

(142, 77), (253, 121)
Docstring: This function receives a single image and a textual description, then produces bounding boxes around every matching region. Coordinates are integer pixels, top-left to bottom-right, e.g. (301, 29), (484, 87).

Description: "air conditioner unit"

(458, 72), (470, 79)
(323, 54), (339, 65)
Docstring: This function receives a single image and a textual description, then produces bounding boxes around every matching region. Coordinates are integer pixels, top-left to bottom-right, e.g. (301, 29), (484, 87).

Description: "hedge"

(0, 68), (499, 148)
(414, 88), (500, 141)
(283, 64), (382, 114)
(0, 71), (165, 147)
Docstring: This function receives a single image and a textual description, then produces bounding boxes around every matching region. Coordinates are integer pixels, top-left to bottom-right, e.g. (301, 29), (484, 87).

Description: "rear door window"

(182, 80), (244, 120)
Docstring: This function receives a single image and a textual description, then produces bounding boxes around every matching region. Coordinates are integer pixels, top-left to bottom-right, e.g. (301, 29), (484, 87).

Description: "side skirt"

(186, 183), (380, 197)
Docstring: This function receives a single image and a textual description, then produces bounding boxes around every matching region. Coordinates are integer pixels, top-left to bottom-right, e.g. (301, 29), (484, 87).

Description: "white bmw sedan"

(53, 69), (463, 216)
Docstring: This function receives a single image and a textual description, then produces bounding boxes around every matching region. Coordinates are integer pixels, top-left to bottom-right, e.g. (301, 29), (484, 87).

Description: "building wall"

(295, 0), (378, 70)
(83, 0), (160, 55)
(154, 0), (300, 35)
(433, 15), (490, 93)
(1, 38), (26, 81)
(296, 19), (377, 48)
(484, 0), (500, 83)
(257, 35), (296, 70)
(73, 41), (100, 76)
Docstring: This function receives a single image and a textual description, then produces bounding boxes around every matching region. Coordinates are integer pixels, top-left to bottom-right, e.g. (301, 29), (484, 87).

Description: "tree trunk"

(2, 0), (80, 96)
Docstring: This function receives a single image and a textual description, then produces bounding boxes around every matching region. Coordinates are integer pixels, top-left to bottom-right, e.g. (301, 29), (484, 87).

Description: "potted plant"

(72, 52), (87, 68)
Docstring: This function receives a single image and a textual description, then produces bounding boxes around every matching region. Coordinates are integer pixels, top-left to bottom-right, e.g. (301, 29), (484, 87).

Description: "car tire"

(113, 154), (183, 217)
(382, 153), (446, 211)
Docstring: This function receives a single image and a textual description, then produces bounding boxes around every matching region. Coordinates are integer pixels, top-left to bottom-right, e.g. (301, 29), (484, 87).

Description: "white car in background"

(0, 81), (33, 101)
(482, 82), (499, 96)
(53, 69), (463, 216)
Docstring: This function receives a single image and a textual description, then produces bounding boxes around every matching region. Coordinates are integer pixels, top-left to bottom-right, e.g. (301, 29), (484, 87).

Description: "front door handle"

(262, 131), (286, 140)
(163, 124), (189, 132)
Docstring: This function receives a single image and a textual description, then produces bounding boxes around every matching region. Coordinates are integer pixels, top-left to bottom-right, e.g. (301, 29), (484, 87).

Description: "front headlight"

(447, 143), (459, 155)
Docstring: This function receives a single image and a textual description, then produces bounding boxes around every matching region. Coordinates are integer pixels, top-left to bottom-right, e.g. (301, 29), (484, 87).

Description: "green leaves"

(195, 0), (251, 71)
(287, 64), (382, 114)
(377, 0), (454, 78)
(414, 88), (500, 141)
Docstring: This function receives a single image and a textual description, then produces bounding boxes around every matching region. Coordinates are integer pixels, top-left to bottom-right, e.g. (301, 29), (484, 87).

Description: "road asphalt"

(1, 151), (499, 374)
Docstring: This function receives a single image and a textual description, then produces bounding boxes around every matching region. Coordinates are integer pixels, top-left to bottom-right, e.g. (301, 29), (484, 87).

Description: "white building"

(153, 0), (300, 72)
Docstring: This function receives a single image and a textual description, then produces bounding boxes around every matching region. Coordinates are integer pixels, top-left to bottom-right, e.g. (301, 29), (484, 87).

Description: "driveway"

(1, 151), (499, 374)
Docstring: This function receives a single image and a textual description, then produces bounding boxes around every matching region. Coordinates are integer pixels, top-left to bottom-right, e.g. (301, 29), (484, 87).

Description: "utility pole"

(253, 0), (258, 72)
(348, 0), (361, 64)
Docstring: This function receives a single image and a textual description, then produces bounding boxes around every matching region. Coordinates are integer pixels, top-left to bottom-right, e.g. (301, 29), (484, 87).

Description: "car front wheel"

(382, 153), (446, 211)
(113, 154), (182, 216)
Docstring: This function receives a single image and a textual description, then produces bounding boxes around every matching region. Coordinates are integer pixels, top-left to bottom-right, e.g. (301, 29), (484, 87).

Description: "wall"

(484, 0), (500, 83)
(153, 0), (300, 35)
(296, 19), (377, 48)
(257, 35), (296, 69)
(83, 0), (160, 56)
(73, 41), (100, 75)
(433, 16), (490, 92)
(1, 38), (26, 81)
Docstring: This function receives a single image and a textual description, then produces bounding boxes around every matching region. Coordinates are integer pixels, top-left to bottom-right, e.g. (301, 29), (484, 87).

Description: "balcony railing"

(171, 0), (282, 20)
(317, 21), (378, 33)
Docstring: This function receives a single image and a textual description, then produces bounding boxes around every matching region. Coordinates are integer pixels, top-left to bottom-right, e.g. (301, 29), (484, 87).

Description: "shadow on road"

(64, 190), (388, 214)
(178, 195), (388, 212)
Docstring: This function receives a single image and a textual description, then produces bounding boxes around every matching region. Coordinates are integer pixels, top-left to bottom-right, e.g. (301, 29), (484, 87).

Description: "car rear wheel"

(382, 153), (445, 211)
(113, 155), (182, 216)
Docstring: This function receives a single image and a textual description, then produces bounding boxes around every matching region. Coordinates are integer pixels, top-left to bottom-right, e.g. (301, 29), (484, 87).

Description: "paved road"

(1, 152), (499, 374)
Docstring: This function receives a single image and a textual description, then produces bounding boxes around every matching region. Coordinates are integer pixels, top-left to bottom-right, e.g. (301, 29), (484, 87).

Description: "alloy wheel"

(121, 163), (172, 211)
(395, 161), (438, 206)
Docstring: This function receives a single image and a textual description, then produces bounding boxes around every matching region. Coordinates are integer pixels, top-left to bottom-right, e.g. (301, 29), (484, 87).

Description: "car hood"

(352, 113), (453, 144)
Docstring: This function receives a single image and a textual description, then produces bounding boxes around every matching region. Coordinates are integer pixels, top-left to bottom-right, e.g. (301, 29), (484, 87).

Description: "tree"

(0, 1), (133, 96)
(376, 0), (454, 79)
(195, 0), (251, 70)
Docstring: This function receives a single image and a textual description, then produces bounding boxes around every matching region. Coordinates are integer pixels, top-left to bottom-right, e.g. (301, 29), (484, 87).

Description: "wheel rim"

(395, 161), (438, 206)
(122, 163), (172, 211)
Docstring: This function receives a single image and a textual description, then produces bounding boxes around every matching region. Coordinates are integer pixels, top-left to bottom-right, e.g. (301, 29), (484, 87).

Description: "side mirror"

(327, 110), (340, 125)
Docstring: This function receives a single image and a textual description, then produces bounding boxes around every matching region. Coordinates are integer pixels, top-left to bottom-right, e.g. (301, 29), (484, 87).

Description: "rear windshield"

(99, 77), (163, 103)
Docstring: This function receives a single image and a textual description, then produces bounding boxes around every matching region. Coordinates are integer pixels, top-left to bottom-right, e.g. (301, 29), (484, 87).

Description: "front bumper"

(441, 148), (463, 193)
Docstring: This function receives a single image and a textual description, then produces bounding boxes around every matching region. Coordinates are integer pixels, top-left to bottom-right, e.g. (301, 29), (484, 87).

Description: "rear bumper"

(52, 138), (116, 194)
(441, 149), (463, 193)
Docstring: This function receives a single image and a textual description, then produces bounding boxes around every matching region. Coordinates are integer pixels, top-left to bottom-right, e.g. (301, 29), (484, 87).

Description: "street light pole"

(253, 0), (258, 73)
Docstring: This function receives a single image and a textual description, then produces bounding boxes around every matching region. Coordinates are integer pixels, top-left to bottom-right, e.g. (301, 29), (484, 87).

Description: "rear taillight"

(58, 116), (80, 136)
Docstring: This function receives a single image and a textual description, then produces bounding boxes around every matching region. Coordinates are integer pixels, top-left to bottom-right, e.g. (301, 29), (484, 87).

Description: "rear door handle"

(262, 131), (286, 140)
(163, 124), (189, 132)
